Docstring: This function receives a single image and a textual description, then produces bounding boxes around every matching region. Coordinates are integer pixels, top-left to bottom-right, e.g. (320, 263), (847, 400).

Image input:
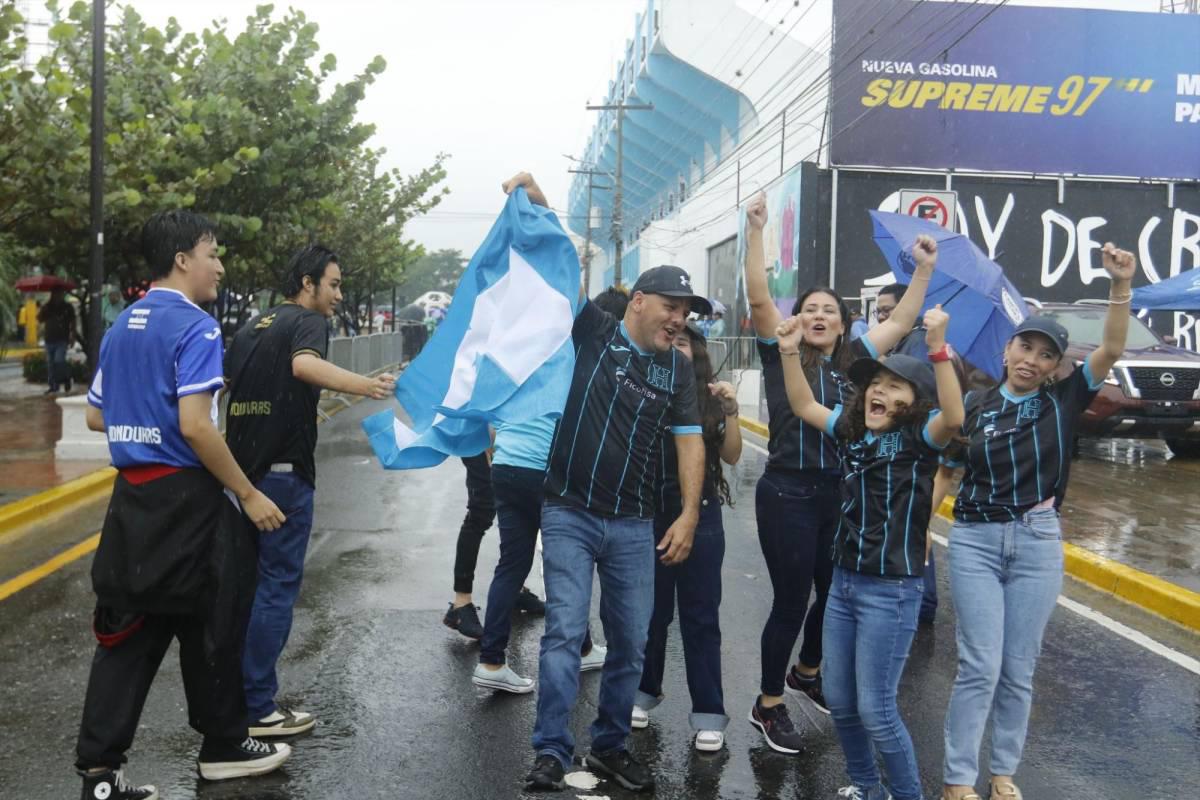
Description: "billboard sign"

(830, 0), (1200, 179)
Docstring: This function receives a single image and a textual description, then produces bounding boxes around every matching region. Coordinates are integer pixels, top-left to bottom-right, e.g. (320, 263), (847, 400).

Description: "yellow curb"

(0, 532), (100, 602)
(739, 417), (769, 439)
(0, 468), (116, 543)
(936, 494), (1200, 632)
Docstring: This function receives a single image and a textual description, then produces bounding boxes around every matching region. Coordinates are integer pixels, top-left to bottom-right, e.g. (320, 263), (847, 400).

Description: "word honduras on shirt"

(825, 408), (945, 578)
(544, 301), (701, 519)
(950, 364), (1102, 523)
(88, 288), (224, 469)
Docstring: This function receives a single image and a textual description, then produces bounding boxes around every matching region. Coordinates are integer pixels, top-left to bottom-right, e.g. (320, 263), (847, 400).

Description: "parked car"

(1037, 303), (1200, 458)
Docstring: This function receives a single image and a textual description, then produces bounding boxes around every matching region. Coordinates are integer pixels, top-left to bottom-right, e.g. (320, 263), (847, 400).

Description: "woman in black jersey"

(742, 193), (937, 754)
(634, 322), (742, 753)
(778, 298), (964, 800)
(940, 244), (1136, 800)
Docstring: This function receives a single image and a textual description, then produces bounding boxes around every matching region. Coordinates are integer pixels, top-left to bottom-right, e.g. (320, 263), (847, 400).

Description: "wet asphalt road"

(0, 398), (1198, 800)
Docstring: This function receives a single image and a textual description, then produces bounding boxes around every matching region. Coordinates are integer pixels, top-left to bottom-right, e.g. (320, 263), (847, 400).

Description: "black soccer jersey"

(224, 303), (329, 486)
(544, 300), (701, 519)
(656, 417), (723, 521)
(758, 335), (876, 475)
(826, 408), (944, 578)
(950, 363), (1102, 523)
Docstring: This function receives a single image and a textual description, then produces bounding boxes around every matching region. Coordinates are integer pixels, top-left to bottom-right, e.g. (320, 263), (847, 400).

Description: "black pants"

(75, 612), (250, 769)
(76, 470), (255, 769)
(454, 453), (496, 594)
(755, 469), (841, 696)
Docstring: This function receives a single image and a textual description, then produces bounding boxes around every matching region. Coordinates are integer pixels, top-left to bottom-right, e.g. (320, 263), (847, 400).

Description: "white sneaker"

(248, 705), (315, 737)
(579, 644), (607, 672)
(694, 729), (724, 752)
(472, 663), (535, 694)
(631, 704), (649, 729)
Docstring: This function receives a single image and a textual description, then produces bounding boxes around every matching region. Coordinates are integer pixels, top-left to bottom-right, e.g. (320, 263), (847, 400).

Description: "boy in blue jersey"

(501, 174), (708, 794)
(77, 210), (290, 800)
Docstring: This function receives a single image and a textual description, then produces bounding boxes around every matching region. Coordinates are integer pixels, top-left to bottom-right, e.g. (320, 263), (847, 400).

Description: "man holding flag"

(498, 176), (708, 793)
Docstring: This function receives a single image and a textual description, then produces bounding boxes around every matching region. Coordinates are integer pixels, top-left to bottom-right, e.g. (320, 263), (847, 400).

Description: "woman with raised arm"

(940, 244), (1136, 800)
(777, 301), (965, 800)
(742, 194), (937, 754)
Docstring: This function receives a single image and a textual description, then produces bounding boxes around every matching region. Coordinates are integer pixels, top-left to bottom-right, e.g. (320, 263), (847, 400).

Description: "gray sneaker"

(472, 663), (534, 694)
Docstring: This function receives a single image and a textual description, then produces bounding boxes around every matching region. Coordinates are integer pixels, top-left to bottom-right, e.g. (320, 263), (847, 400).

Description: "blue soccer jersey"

(88, 288), (224, 468)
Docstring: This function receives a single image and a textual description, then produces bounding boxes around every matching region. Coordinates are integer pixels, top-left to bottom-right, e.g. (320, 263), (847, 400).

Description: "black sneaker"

(443, 602), (484, 639)
(784, 666), (831, 714)
(524, 754), (565, 791)
(585, 749), (655, 792)
(749, 699), (805, 754)
(197, 736), (291, 780)
(514, 586), (546, 616)
(79, 769), (158, 800)
(249, 704), (316, 737)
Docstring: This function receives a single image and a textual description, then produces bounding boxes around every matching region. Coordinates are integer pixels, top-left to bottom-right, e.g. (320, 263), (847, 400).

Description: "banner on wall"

(736, 165), (804, 319)
(830, 0), (1200, 179)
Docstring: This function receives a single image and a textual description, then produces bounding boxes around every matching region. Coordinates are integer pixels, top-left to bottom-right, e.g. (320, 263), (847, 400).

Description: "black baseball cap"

(849, 354), (937, 402)
(631, 265), (713, 316)
(1011, 316), (1069, 356)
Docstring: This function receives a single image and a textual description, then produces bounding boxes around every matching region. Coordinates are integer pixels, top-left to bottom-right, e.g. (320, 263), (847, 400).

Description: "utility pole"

(87, 0), (105, 374)
(568, 167), (611, 295)
(586, 102), (652, 287)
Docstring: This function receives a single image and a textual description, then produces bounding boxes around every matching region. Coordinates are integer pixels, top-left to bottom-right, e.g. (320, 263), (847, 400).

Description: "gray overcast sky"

(133, 0), (1165, 258)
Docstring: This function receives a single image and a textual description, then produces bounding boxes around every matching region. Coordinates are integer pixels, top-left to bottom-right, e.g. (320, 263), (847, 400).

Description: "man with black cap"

(500, 174), (709, 793)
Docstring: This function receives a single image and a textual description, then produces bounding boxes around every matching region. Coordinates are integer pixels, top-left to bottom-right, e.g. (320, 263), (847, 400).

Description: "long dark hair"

(685, 331), (734, 507)
(792, 286), (855, 378)
(839, 372), (935, 443)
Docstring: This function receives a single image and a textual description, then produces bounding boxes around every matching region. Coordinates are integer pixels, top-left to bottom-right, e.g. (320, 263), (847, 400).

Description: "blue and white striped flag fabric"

(362, 188), (580, 469)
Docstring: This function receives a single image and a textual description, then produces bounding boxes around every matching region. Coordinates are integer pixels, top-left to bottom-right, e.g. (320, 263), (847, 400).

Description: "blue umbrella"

(1131, 267), (1200, 310)
(869, 211), (1029, 381)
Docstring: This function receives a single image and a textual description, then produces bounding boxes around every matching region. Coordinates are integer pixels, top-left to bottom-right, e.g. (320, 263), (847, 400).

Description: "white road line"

(742, 428), (1200, 676)
(928, 531), (1200, 676)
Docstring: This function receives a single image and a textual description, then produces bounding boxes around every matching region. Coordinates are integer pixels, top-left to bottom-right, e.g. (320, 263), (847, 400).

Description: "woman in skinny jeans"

(634, 322), (741, 752)
(741, 193), (934, 754)
(940, 244), (1136, 800)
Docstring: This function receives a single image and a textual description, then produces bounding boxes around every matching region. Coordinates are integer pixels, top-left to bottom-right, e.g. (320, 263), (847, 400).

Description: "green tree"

(0, 1), (448, 353)
(396, 248), (466, 303)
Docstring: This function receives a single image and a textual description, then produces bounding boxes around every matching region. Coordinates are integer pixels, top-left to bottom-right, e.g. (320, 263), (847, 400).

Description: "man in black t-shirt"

(224, 245), (394, 738)
(38, 287), (76, 393)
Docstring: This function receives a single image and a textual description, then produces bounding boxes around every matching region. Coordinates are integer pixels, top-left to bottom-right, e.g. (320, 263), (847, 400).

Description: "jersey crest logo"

(1017, 397), (1042, 422)
(877, 431), (903, 457)
(646, 364), (672, 391)
(255, 313), (276, 330)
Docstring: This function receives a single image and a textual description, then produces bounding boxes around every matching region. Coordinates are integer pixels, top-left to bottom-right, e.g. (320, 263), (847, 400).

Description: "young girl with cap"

(940, 244), (1136, 800)
(634, 321), (742, 752)
(742, 194), (938, 755)
(777, 301), (965, 800)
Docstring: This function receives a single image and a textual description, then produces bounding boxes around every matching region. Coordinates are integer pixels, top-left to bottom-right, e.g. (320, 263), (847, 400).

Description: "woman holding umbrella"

(741, 193), (937, 754)
(940, 243), (1136, 800)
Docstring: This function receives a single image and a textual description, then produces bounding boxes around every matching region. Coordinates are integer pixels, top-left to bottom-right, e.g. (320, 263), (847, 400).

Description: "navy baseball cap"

(1011, 316), (1069, 356)
(849, 354), (937, 402)
(631, 265), (713, 316)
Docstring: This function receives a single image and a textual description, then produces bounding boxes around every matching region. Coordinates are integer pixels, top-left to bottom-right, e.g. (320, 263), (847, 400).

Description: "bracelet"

(1109, 293), (1132, 305)
(928, 344), (953, 363)
(779, 348), (800, 356)
(724, 407), (739, 417)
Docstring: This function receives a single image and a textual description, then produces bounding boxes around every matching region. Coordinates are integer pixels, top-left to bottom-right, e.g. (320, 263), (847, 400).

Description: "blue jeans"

(45, 340), (68, 390)
(755, 469), (840, 696)
(242, 471), (316, 720)
(943, 509), (1063, 786)
(636, 498), (727, 732)
(532, 503), (654, 768)
(479, 467), (595, 665)
(823, 566), (925, 800)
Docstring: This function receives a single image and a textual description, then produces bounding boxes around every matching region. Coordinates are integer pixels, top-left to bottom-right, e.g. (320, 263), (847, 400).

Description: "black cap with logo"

(849, 354), (938, 402)
(1011, 316), (1070, 356)
(630, 265), (713, 316)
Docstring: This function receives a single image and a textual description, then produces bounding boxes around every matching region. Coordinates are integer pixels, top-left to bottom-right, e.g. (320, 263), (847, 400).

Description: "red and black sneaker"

(784, 665), (831, 715)
(749, 698), (805, 754)
(443, 602), (484, 639)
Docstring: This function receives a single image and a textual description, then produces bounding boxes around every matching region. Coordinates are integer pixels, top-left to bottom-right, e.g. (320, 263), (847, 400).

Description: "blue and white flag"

(362, 188), (580, 469)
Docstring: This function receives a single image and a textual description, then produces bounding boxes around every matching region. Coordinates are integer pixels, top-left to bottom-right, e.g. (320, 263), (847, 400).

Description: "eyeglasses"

(875, 306), (896, 319)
